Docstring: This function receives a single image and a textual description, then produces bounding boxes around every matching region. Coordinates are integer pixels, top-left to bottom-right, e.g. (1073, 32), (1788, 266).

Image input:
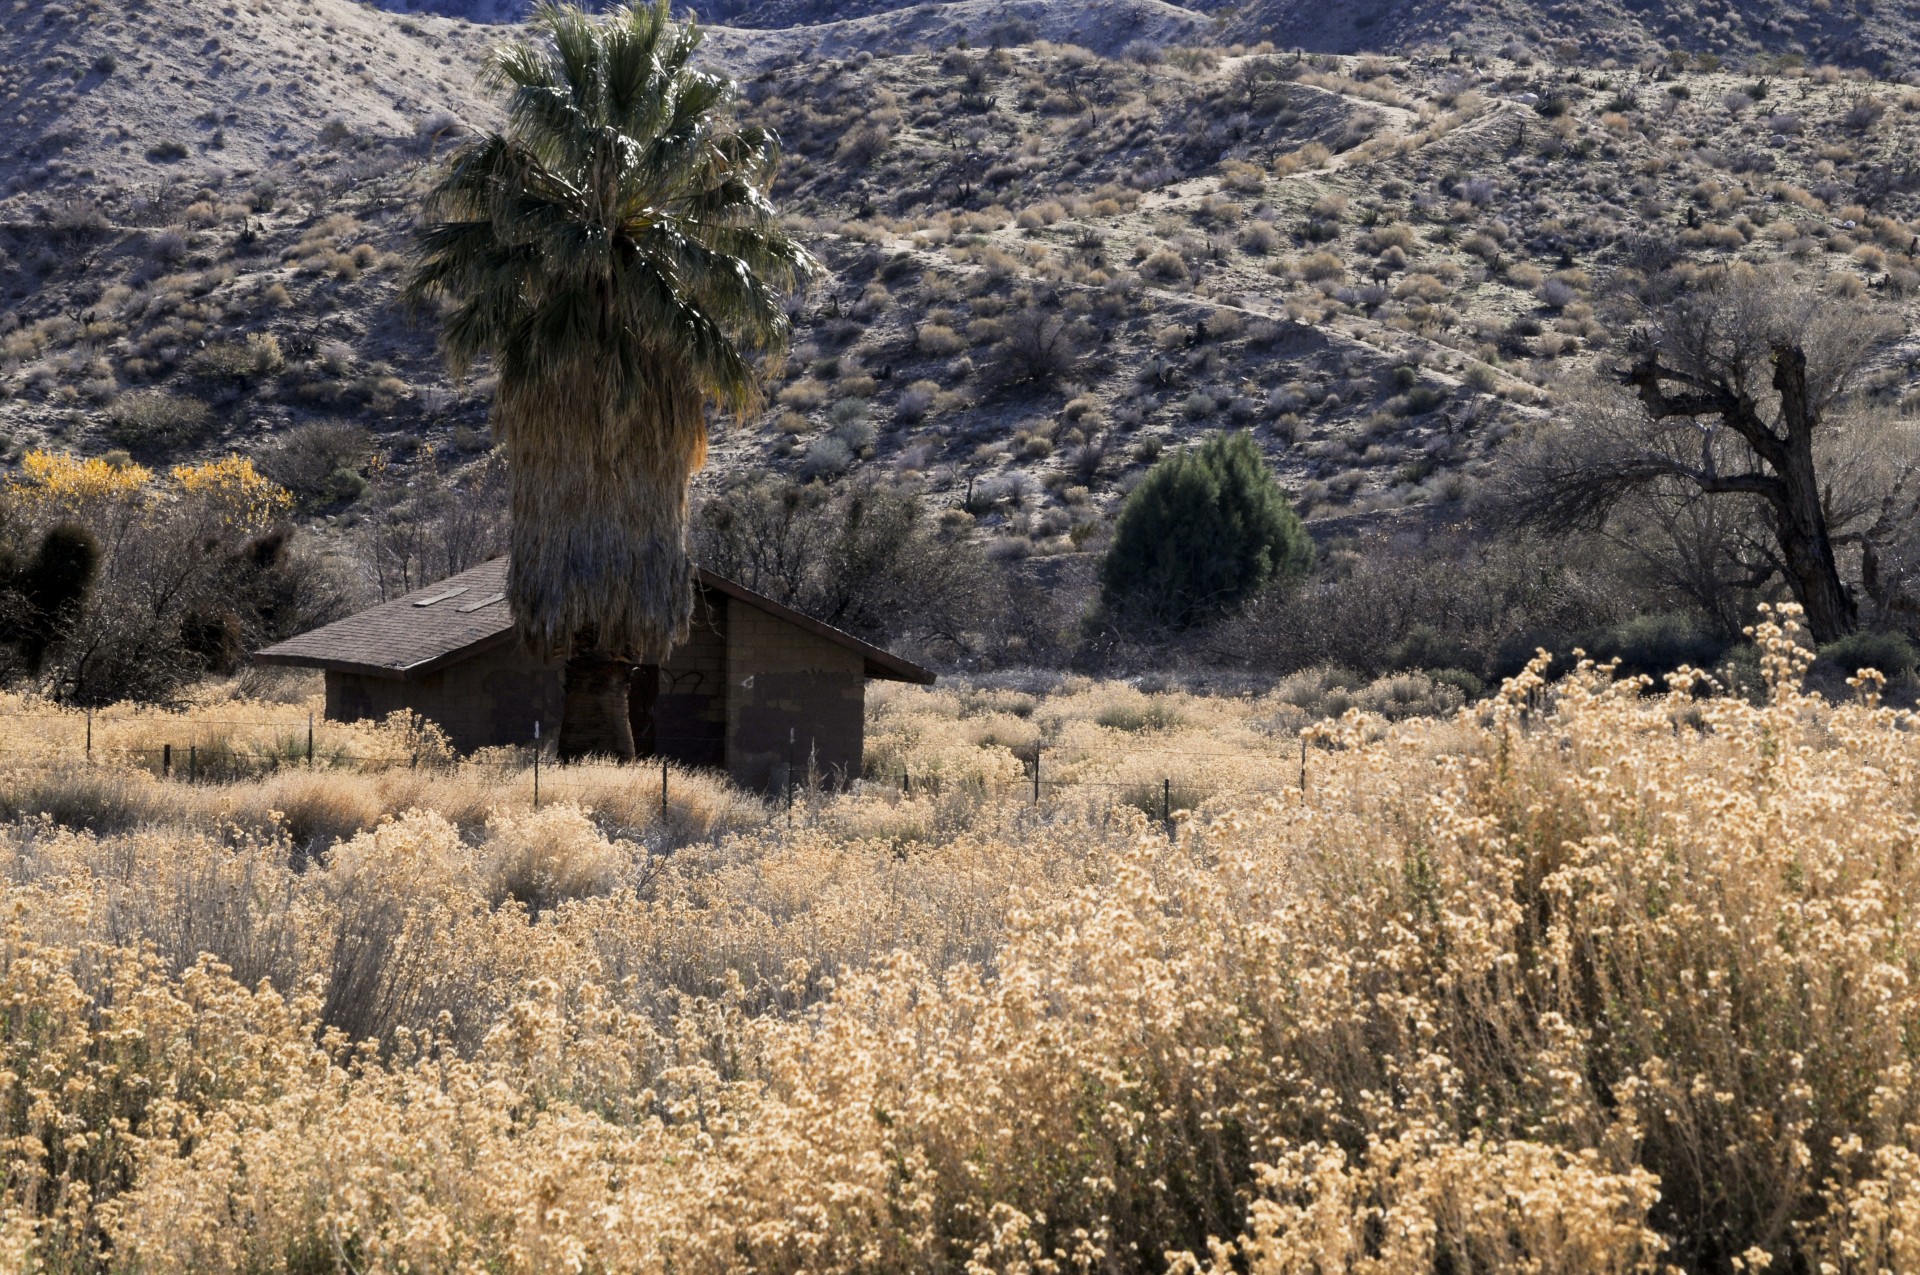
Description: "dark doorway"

(628, 664), (660, 757)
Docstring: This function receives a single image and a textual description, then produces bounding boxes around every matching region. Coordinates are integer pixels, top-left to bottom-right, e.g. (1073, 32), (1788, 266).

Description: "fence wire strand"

(0, 713), (1317, 827)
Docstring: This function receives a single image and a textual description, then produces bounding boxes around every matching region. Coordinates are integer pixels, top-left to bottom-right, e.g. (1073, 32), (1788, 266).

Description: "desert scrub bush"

(801, 435), (854, 477)
(989, 307), (1089, 390)
(1140, 247), (1189, 282)
(1238, 221), (1279, 255)
(1815, 628), (1919, 679)
(1844, 95), (1887, 132)
(1092, 696), (1184, 732)
(1273, 140), (1331, 174)
(892, 379), (941, 423)
(1203, 308), (1244, 340)
(1015, 200), (1066, 229)
(1292, 251), (1345, 283)
(256, 420), (376, 509)
(1360, 222), (1417, 255)
(914, 324), (966, 357)
(1219, 159), (1266, 194)
(0, 697), (765, 846)
(777, 377), (830, 409)
(186, 332), (283, 383)
(105, 389), (211, 449)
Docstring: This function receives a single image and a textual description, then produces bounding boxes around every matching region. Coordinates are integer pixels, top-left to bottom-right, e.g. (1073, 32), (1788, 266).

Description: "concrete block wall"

(326, 645), (562, 753)
(650, 594), (728, 767)
(724, 601), (865, 792)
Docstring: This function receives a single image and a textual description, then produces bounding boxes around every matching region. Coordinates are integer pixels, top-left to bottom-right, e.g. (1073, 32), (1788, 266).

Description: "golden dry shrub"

(1273, 141), (1332, 175)
(0, 611), (1916, 1270)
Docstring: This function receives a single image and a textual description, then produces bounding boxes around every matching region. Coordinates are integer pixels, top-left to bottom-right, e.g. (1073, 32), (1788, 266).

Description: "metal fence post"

(660, 757), (668, 822)
(1164, 777), (1171, 832)
(1033, 747), (1041, 804)
(189, 745), (196, 784)
(85, 710), (91, 760)
(307, 713), (314, 768)
(162, 744), (171, 779)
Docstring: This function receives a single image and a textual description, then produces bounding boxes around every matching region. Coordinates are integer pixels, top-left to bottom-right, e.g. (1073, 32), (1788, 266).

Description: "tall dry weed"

(0, 610), (1911, 1269)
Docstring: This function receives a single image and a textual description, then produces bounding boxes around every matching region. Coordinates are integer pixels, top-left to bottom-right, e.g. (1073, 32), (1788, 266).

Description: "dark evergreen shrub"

(1100, 431), (1310, 629)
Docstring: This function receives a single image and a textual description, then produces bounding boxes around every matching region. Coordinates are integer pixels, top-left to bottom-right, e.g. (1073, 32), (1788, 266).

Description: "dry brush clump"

(0, 611), (1911, 1267)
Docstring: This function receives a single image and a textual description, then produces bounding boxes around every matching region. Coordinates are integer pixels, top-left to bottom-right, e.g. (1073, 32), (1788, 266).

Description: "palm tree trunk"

(558, 645), (636, 761)
(500, 380), (703, 669)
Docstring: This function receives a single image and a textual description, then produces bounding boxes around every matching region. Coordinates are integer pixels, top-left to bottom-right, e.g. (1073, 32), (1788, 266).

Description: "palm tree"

(407, 0), (811, 760)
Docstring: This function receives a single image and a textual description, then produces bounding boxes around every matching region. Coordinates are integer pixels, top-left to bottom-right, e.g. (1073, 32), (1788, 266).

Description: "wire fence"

(0, 709), (1320, 833)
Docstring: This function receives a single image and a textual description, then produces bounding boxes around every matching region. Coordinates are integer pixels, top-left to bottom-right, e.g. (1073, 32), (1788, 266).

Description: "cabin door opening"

(628, 664), (660, 758)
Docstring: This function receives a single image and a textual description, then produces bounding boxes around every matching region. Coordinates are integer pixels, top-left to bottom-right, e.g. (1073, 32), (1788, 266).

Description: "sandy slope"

(1224, 0), (1920, 68)
(2, 0), (498, 202)
(698, 0), (1209, 68)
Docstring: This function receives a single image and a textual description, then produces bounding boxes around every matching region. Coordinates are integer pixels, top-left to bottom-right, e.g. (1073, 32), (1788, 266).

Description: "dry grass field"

(0, 655), (1466, 845)
(0, 610), (1912, 1270)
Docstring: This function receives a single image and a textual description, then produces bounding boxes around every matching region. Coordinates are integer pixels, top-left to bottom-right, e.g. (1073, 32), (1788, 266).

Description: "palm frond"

(407, 0), (809, 662)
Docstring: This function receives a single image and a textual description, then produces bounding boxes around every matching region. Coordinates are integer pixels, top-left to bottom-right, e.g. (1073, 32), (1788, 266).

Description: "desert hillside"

(4, 0), (1920, 702)
(9, 0), (1920, 543)
(355, 0), (1920, 73)
(1225, 0), (1920, 70)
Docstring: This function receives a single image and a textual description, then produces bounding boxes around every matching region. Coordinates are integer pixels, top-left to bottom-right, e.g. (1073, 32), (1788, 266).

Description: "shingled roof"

(255, 558), (936, 685)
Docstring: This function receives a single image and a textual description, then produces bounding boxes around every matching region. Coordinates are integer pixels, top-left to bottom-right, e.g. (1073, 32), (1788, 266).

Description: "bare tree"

(1228, 57), (1293, 113)
(1507, 270), (1898, 643)
(1603, 486), (1768, 638)
(692, 473), (996, 654)
(1821, 411), (1920, 627)
(356, 449), (509, 602)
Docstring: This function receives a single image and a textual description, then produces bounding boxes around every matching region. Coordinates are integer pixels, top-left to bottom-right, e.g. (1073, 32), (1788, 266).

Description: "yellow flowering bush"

(170, 455), (294, 533)
(0, 452), (314, 704)
(5, 450), (151, 520)
(4, 450), (294, 536)
(0, 611), (1912, 1270)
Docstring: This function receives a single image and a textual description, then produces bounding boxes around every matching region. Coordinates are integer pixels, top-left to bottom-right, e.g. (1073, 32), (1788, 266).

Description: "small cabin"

(254, 558), (934, 791)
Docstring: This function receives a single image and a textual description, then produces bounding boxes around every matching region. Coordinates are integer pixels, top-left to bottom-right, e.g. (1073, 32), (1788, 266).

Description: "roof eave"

(251, 650), (411, 681)
(397, 627), (519, 678)
(864, 655), (938, 686)
(255, 627), (520, 682)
